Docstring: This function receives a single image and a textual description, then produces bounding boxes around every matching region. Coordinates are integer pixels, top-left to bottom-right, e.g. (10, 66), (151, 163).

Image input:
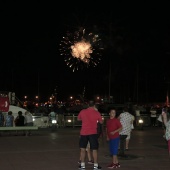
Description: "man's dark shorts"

(79, 134), (99, 150)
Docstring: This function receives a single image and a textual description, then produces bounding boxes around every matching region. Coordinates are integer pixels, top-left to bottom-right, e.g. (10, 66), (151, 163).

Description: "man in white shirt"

(118, 107), (134, 157)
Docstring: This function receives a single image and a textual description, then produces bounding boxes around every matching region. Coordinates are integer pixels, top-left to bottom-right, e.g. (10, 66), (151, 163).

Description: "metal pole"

(108, 62), (111, 103)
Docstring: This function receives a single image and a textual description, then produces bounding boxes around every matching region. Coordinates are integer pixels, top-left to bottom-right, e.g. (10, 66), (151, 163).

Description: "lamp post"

(108, 62), (111, 103)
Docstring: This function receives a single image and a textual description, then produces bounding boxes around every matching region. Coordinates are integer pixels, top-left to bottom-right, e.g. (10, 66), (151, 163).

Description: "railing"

(63, 113), (162, 127)
(33, 113), (162, 128)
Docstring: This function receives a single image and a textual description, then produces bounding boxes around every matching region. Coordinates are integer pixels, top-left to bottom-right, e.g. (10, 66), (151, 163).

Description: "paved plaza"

(0, 126), (170, 170)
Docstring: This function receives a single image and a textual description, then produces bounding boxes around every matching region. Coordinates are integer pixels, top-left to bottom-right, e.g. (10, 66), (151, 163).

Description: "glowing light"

(71, 40), (92, 63)
(59, 27), (103, 72)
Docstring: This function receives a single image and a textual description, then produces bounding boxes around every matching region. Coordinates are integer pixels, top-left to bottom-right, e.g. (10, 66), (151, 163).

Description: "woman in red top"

(106, 108), (122, 169)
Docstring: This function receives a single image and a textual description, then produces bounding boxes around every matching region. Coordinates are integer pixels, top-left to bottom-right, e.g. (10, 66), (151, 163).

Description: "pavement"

(0, 126), (170, 170)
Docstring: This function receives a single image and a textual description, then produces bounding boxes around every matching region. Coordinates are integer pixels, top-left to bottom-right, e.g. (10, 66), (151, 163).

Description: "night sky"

(1, 4), (170, 103)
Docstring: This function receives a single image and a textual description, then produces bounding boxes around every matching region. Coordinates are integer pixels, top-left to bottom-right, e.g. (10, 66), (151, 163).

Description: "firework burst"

(59, 27), (103, 72)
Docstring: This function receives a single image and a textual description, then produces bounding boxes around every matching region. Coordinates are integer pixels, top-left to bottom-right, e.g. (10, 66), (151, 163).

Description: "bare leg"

(86, 147), (92, 161)
(80, 148), (86, 163)
(79, 149), (81, 162)
(92, 149), (98, 163)
(113, 155), (118, 164)
(126, 139), (129, 149)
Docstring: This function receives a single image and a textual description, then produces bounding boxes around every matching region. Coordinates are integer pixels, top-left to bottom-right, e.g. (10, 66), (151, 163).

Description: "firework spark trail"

(59, 27), (103, 72)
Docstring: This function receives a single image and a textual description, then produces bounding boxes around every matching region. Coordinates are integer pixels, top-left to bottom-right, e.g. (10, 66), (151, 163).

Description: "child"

(106, 108), (122, 168)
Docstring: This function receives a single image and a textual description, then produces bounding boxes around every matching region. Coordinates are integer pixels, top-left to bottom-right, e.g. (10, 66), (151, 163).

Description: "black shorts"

(79, 134), (99, 150)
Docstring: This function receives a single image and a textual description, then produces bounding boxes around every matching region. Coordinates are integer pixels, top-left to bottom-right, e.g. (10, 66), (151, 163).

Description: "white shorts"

(126, 133), (131, 140)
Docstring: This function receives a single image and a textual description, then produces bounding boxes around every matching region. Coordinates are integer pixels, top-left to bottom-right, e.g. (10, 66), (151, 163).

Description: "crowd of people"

(0, 110), (33, 136)
(76, 101), (133, 169)
(77, 101), (170, 169)
(0, 104), (66, 133)
(1, 101), (169, 169)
